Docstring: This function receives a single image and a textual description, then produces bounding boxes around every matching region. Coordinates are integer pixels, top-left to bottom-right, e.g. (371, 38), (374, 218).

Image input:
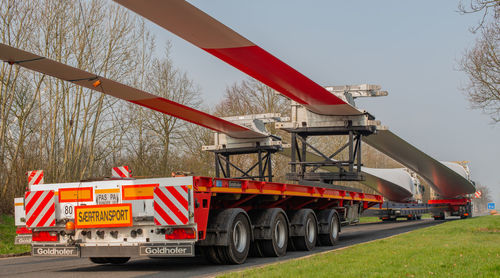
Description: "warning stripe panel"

(25, 190), (55, 228)
(112, 166), (131, 178)
(27, 170), (44, 186)
(154, 186), (189, 226)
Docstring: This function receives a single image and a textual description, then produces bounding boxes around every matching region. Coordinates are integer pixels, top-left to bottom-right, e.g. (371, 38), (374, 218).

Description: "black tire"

(201, 246), (224, 264)
(318, 212), (340, 246)
(292, 211), (317, 251)
(249, 241), (264, 257)
(219, 212), (251, 264)
(260, 212), (288, 257)
(89, 257), (109, 264)
(107, 257), (130, 264)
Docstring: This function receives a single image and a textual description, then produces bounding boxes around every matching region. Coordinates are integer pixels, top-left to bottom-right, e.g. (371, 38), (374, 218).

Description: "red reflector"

(464, 213), (469, 216)
(16, 227), (32, 234)
(165, 228), (196, 240)
(32, 231), (58, 242)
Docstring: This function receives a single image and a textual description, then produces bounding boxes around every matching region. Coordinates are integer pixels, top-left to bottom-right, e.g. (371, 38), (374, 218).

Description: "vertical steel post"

(268, 151), (273, 182)
(357, 135), (362, 174)
(258, 149), (263, 181)
(215, 154), (220, 178)
(349, 131), (354, 172)
(225, 154), (231, 178)
(291, 133), (297, 174)
(301, 135), (307, 176)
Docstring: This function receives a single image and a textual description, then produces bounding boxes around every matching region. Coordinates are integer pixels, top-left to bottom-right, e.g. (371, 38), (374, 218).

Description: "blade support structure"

(274, 85), (384, 184)
(202, 113), (287, 182)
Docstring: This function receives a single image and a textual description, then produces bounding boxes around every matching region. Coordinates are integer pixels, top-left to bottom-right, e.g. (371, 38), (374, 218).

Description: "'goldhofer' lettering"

(140, 245), (194, 257)
(78, 209), (129, 223)
(33, 247), (79, 257)
(146, 247), (187, 255)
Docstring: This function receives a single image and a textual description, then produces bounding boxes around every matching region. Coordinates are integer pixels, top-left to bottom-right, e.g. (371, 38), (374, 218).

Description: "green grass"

(359, 216), (381, 223)
(360, 213), (433, 224)
(0, 214), (30, 255)
(221, 216), (500, 278)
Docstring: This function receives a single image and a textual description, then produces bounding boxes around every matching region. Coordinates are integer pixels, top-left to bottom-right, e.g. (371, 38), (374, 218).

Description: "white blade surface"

(362, 129), (476, 198)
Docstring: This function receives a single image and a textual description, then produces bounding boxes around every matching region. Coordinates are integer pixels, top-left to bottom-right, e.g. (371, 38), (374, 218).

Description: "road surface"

(0, 219), (445, 278)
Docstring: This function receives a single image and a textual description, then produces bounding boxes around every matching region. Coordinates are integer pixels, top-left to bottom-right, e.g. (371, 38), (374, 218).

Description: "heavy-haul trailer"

(428, 198), (472, 220)
(14, 173), (382, 264)
(371, 201), (428, 221)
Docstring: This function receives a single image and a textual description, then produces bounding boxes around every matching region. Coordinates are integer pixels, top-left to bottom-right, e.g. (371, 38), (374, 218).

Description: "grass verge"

(221, 216), (500, 277)
(0, 214), (30, 255)
(359, 216), (381, 223)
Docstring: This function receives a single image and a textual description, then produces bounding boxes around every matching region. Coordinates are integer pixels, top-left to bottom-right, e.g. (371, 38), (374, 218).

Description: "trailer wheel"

(291, 210), (317, 251)
(201, 246), (223, 264)
(318, 210), (340, 246)
(89, 257), (109, 264)
(260, 211), (288, 257)
(249, 241), (264, 257)
(219, 212), (251, 264)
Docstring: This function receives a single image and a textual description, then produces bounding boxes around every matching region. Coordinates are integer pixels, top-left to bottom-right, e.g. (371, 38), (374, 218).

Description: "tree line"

(1, 0), (492, 214)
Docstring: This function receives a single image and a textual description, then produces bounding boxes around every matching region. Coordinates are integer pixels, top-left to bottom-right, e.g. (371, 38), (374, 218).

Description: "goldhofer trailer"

(14, 174), (382, 264)
(366, 199), (473, 221)
(369, 201), (428, 221)
(428, 198), (472, 220)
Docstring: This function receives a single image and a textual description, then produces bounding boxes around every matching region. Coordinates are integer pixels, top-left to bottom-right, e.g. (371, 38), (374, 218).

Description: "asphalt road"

(0, 219), (446, 278)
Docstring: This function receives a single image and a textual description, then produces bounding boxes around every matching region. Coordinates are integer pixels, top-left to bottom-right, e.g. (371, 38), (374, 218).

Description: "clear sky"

(145, 0), (500, 206)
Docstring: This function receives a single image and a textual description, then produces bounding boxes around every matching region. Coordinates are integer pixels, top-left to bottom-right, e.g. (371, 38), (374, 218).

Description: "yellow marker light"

(65, 221), (75, 231)
(92, 80), (101, 87)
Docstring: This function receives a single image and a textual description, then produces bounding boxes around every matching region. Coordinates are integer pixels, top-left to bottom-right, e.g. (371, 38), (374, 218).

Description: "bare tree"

(0, 0), (156, 213)
(460, 21), (500, 122)
(458, 0), (499, 31)
(123, 45), (202, 177)
(459, 1), (500, 123)
(472, 183), (493, 212)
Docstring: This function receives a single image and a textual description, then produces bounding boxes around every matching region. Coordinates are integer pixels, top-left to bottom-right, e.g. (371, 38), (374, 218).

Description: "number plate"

(140, 244), (194, 257)
(96, 193), (120, 205)
(32, 246), (79, 257)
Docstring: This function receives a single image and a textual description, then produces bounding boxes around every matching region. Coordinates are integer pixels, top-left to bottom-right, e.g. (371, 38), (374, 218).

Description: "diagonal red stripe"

(113, 167), (126, 177)
(26, 192), (53, 227)
(154, 201), (175, 225)
(158, 188), (188, 224)
(166, 186), (188, 209)
(25, 191), (43, 212)
(37, 204), (55, 227)
(27, 171), (36, 182)
(33, 172), (43, 185)
(180, 186), (188, 194)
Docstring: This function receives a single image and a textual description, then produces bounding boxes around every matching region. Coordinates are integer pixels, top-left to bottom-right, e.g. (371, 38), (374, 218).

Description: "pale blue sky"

(146, 0), (499, 206)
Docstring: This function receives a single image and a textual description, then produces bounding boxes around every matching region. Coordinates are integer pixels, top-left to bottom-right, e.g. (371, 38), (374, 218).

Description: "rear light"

(32, 231), (59, 242)
(165, 228), (196, 240)
(16, 227), (32, 234)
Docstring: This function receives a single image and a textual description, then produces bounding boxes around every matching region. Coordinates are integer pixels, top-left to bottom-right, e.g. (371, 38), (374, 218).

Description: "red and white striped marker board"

(27, 170), (44, 186)
(154, 186), (189, 226)
(475, 191), (482, 198)
(112, 166), (132, 178)
(25, 190), (55, 228)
